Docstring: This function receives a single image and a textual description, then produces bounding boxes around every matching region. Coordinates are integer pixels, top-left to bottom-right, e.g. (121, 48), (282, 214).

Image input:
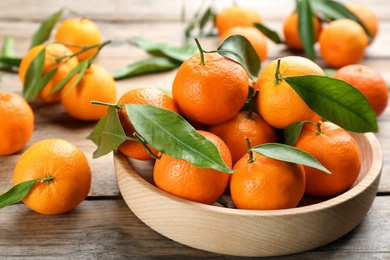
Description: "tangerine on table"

(18, 43), (79, 103)
(172, 52), (249, 125)
(13, 139), (92, 214)
(208, 110), (278, 164)
(319, 19), (368, 68)
(333, 64), (388, 116)
(0, 92), (34, 156)
(215, 5), (262, 36)
(230, 152), (306, 210)
(282, 12), (323, 51)
(55, 18), (102, 61)
(153, 130), (232, 205)
(294, 121), (361, 197)
(254, 56), (324, 129)
(61, 64), (117, 121)
(219, 26), (268, 62)
(117, 88), (179, 161)
(345, 2), (379, 42)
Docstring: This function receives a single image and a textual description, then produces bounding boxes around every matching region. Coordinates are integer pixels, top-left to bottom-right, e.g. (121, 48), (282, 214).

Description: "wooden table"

(0, 0), (389, 258)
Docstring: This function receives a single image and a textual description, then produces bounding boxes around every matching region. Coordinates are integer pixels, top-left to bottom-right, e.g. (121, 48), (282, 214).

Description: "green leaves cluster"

(255, 0), (372, 61)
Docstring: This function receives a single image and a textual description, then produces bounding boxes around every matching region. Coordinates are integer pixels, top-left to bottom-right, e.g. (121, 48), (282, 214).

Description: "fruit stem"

(39, 176), (55, 183)
(194, 38), (205, 65)
(91, 100), (122, 110)
(274, 58), (283, 84)
(133, 133), (161, 160)
(314, 120), (324, 135)
(246, 138), (256, 163)
(247, 88), (259, 119)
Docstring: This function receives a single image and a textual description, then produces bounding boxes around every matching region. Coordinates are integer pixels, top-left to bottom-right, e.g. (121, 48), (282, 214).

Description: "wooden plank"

(0, 197), (388, 259)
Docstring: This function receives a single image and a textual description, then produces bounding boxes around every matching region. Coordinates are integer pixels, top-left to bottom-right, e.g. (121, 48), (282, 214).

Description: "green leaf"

(1, 35), (16, 57)
(0, 180), (37, 209)
(87, 106), (127, 158)
(112, 57), (180, 80)
(0, 57), (21, 67)
(23, 48), (58, 101)
(297, 0), (316, 61)
(48, 59), (89, 98)
(251, 143), (331, 174)
(284, 121), (307, 146)
(30, 9), (63, 48)
(130, 37), (198, 62)
(184, 4), (217, 44)
(217, 34), (260, 82)
(284, 75), (378, 133)
(253, 23), (284, 44)
(125, 104), (234, 173)
(311, 0), (372, 41)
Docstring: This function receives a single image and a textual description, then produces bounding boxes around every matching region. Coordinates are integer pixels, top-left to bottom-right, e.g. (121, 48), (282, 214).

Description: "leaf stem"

(314, 120), (324, 135)
(55, 40), (112, 64)
(194, 38), (205, 65)
(133, 133), (161, 160)
(246, 138), (256, 163)
(247, 88), (259, 119)
(91, 100), (122, 110)
(274, 58), (284, 84)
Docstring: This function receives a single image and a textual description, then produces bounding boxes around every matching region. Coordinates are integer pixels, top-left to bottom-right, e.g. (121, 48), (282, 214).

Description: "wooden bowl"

(114, 133), (382, 257)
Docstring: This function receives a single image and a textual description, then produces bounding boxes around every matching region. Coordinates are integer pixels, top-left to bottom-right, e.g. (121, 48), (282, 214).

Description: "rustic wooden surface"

(0, 0), (389, 259)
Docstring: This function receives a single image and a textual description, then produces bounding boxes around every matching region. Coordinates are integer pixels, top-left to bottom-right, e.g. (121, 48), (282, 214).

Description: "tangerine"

(13, 138), (92, 214)
(333, 64), (388, 116)
(294, 121), (361, 197)
(18, 43), (79, 103)
(345, 2), (379, 42)
(172, 52), (249, 125)
(319, 19), (368, 68)
(55, 18), (102, 61)
(61, 64), (117, 121)
(153, 130), (232, 205)
(254, 56), (324, 129)
(117, 88), (179, 160)
(0, 92), (34, 156)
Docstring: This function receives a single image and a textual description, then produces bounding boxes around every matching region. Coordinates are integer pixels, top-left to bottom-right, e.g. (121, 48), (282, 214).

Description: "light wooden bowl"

(114, 133), (382, 257)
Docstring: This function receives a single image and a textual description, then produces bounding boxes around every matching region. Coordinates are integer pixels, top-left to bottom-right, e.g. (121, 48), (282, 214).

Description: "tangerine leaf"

(87, 106), (127, 158)
(112, 57), (180, 80)
(311, 0), (372, 41)
(297, 0), (316, 61)
(30, 8), (63, 48)
(284, 75), (378, 133)
(0, 57), (21, 68)
(130, 37), (198, 62)
(217, 34), (260, 82)
(251, 143), (331, 174)
(284, 121), (308, 146)
(0, 36), (17, 68)
(253, 23), (284, 44)
(125, 104), (234, 173)
(0, 180), (37, 209)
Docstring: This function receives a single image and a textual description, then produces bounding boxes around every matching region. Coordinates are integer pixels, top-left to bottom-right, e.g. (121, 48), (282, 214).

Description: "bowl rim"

(116, 132), (383, 217)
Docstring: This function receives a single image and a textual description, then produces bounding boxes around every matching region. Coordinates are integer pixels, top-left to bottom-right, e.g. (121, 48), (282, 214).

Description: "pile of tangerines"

(0, 2), (388, 214)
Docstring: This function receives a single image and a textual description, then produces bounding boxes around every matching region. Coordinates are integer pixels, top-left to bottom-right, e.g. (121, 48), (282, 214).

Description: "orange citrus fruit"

(153, 130), (232, 205)
(294, 121), (361, 197)
(333, 64), (388, 116)
(18, 43), (79, 103)
(254, 56), (324, 129)
(55, 17), (102, 61)
(13, 138), (92, 214)
(117, 88), (179, 161)
(230, 152), (306, 210)
(345, 2), (379, 42)
(319, 19), (369, 68)
(219, 26), (268, 62)
(215, 5), (262, 36)
(283, 12), (323, 50)
(172, 52), (249, 125)
(208, 110), (278, 164)
(61, 64), (117, 121)
(0, 92), (34, 156)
